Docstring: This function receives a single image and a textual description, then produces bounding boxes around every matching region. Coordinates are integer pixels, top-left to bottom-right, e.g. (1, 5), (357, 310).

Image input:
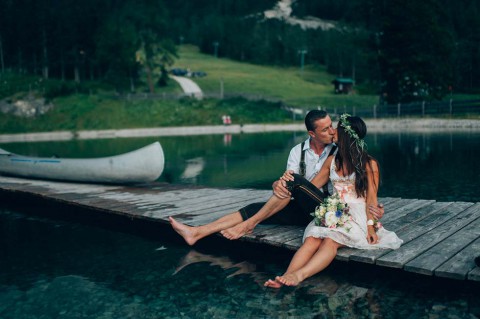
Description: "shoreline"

(1, 118), (480, 143)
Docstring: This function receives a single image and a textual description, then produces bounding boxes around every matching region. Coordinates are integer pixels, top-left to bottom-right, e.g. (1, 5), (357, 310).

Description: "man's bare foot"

(276, 273), (301, 286)
(264, 278), (283, 289)
(169, 216), (199, 246)
(220, 221), (253, 240)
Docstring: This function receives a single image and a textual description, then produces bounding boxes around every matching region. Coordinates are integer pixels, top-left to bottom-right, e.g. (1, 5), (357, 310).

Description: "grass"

(172, 45), (380, 109)
(0, 44), (479, 134)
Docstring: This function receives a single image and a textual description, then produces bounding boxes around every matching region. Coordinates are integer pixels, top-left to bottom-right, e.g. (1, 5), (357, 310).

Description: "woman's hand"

(366, 226), (378, 245)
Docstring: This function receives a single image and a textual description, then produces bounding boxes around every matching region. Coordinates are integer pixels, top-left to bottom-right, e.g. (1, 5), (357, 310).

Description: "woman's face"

(333, 125), (339, 143)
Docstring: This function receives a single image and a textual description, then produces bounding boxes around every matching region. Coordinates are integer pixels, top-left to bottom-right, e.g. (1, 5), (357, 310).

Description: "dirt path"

(169, 75), (203, 99)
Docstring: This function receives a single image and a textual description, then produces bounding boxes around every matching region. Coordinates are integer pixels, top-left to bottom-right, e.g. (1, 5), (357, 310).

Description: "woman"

(265, 114), (403, 288)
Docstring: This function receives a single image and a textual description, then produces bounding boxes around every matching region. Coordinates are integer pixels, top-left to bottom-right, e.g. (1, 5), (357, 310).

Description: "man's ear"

(308, 130), (315, 138)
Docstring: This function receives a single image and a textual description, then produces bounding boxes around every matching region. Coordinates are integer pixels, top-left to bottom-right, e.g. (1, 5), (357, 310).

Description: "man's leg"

(220, 195), (291, 240)
(169, 211), (243, 246)
(221, 174), (326, 240)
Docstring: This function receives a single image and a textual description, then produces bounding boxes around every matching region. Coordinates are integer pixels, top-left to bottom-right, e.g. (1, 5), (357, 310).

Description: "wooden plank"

(391, 202), (474, 243)
(468, 266), (480, 282)
(336, 202), (453, 262)
(257, 226), (304, 247)
(382, 198), (417, 212)
(382, 199), (436, 223)
(434, 237), (480, 280)
(375, 203), (480, 269)
(1, 176), (478, 282)
(404, 216), (480, 277)
(162, 193), (271, 224)
(379, 197), (403, 206)
(283, 237), (303, 250)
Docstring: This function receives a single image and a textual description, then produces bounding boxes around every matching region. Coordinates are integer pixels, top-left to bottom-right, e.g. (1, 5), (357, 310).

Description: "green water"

(1, 130), (479, 202)
(0, 207), (478, 319)
(0, 131), (479, 318)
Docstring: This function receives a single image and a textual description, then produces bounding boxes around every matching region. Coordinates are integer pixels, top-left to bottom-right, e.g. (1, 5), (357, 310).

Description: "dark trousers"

(239, 174), (328, 226)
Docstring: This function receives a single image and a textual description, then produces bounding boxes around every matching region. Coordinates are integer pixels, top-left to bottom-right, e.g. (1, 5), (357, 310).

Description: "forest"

(0, 0), (478, 103)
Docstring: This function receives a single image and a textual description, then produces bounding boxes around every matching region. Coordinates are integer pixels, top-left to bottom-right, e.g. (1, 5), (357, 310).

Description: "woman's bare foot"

(169, 216), (199, 246)
(276, 273), (301, 286)
(264, 278), (283, 289)
(220, 221), (253, 240)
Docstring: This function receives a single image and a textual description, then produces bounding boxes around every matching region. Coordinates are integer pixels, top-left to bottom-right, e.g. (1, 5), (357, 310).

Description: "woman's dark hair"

(335, 116), (379, 197)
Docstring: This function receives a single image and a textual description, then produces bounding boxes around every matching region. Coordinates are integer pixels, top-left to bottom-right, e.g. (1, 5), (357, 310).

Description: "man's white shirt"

(286, 139), (336, 193)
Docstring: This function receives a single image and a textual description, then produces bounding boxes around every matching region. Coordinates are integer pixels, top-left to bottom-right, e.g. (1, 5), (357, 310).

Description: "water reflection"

(1, 206), (479, 318)
(1, 130), (479, 201)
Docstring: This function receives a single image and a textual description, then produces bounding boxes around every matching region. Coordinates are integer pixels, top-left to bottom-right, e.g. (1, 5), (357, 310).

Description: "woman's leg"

(265, 237), (322, 288)
(276, 238), (343, 286)
(169, 212), (243, 246)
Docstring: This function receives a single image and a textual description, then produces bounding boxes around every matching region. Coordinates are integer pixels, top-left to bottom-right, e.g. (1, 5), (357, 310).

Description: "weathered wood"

(434, 237), (480, 280)
(468, 266), (480, 281)
(382, 199), (436, 224)
(336, 201), (452, 262)
(403, 216), (480, 277)
(0, 175), (478, 282)
(376, 203), (480, 270)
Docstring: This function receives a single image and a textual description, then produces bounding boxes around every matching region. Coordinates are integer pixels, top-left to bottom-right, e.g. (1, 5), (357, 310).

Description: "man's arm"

(272, 144), (302, 199)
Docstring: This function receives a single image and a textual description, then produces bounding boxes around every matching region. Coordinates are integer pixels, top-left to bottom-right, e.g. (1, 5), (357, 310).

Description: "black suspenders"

(300, 142), (337, 195)
(299, 142), (306, 177)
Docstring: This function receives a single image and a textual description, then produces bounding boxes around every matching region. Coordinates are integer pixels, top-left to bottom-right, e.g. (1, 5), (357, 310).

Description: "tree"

(374, 0), (455, 103)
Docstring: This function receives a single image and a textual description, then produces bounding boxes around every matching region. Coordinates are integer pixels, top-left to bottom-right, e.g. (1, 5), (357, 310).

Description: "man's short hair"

(305, 110), (328, 131)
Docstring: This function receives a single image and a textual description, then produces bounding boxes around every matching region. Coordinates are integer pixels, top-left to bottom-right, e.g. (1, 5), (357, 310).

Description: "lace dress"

(303, 159), (403, 250)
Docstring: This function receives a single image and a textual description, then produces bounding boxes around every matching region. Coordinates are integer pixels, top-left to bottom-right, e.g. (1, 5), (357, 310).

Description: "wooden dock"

(0, 175), (479, 282)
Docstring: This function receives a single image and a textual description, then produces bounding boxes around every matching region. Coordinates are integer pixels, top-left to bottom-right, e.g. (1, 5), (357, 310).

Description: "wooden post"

(449, 99), (453, 116)
(422, 101), (425, 117)
(397, 103), (401, 117)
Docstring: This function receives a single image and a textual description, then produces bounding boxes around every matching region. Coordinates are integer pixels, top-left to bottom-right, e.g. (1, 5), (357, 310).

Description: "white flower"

(324, 211), (339, 227)
(327, 205), (336, 212)
(316, 206), (326, 217)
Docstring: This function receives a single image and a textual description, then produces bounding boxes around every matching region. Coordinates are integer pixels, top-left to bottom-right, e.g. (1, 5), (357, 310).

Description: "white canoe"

(0, 142), (165, 184)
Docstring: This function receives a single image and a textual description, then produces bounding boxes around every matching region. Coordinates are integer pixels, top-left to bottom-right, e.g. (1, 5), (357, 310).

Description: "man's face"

(309, 115), (335, 145)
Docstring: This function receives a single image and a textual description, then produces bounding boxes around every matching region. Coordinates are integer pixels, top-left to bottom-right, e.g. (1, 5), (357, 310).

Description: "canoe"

(0, 142), (165, 184)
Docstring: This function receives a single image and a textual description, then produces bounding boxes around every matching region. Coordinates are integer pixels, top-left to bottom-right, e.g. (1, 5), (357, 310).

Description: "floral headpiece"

(339, 113), (366, 150)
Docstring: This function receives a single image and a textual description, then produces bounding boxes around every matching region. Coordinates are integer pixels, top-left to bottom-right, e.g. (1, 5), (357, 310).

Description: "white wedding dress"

(303, 158), (403, 250)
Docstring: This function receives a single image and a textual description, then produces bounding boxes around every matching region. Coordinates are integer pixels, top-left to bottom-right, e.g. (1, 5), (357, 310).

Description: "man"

(169, 110), (384, 245)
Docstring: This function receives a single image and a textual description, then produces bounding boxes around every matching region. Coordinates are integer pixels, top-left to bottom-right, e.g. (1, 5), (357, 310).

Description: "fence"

(349, 99), (480, 118)
(116, 92), (480, 118)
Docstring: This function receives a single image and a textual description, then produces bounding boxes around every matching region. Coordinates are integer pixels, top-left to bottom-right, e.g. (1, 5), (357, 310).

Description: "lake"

(1, 130), (479, 202)
(0, 206), (478, 319)
(0, 130), (479, 318)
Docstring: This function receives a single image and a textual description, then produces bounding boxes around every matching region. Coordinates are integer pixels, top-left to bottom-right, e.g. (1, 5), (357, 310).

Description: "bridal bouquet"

(311, 193), (352, 231)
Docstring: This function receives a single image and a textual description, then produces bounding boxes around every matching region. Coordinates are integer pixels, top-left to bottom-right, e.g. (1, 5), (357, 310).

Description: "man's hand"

(272, 179), (291, 199)
(368, 203), (385, 220)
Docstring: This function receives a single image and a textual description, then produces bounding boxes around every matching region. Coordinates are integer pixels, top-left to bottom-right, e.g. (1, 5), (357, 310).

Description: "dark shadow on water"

(1, 191), (479, 318)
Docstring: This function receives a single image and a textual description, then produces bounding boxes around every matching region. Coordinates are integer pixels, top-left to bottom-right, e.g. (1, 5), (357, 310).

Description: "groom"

(169, 110), (384, 245)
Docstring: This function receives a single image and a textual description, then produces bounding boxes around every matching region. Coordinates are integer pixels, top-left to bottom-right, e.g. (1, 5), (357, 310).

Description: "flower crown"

(339, 113), (366, 150)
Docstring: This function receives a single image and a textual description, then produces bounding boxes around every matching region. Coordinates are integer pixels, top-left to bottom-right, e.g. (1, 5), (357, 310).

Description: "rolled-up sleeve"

(286, 144), (302, 173)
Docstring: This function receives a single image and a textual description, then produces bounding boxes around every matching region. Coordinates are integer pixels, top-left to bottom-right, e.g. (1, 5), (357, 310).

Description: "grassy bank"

(1, 44), (479, 134)
(0, 96), (295, 133)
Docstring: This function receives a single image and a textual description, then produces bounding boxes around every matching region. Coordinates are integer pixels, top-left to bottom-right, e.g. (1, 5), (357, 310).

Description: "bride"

(265, 114), (403, 288)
